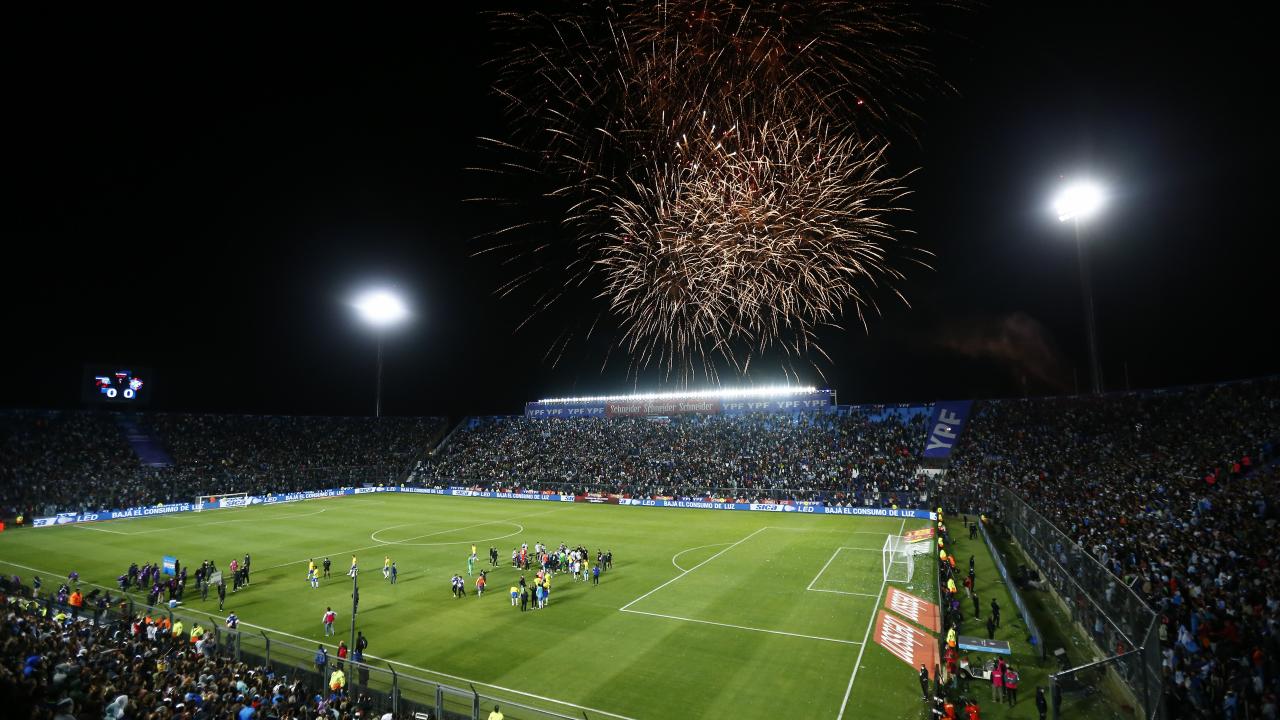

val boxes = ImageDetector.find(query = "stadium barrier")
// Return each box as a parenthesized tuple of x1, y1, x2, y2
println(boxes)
(32, 485, 936, 527)
(1, 580, 609, 720)
(964, 483, 1162, 720)
(976, 520, 1045, 662)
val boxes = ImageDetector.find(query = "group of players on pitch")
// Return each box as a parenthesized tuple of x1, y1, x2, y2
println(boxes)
(302, 541, 615, 606)
(449, 542, 615, 610)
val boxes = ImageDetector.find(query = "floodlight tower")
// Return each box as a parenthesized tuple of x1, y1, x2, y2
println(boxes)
(352, 289, 410, 417)
(1054, 181, 1105, 395)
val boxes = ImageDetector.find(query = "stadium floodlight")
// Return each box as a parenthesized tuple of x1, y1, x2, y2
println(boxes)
(1052, 179, 1107, 395)
(1054, 181, 1104, 222)
(535, 385, 822, 405)
(353, 290, 410, 328)
(351, 288, 411, 418)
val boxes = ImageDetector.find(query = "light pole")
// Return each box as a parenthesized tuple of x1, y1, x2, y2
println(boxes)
(1054, 181, 1105, 395)
(352, 289, 410, 417)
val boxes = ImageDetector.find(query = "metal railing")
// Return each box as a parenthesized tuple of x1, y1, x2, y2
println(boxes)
(950, 481, 1162, 719)
(1, 577, 604, 720)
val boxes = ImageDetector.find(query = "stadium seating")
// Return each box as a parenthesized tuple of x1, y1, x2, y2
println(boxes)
(948, 377, 1280, 718)
(419, 411, 928, 505)
(0, 576, 388, 719)
(0, 412, 447, 520)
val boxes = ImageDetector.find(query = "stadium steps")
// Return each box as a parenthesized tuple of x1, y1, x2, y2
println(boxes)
(114, 414, 175, 468)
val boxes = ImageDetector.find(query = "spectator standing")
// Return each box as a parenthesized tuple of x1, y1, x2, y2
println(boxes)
(1004, 666, 1019, 706)
(315, 645, 328, 677)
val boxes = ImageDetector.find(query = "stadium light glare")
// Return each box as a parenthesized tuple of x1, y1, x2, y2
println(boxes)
(1054, 181, 1105, 222)
(350, 288, 411, 418)
(353, 290, 410, 328)
(535, 385, 821, 405)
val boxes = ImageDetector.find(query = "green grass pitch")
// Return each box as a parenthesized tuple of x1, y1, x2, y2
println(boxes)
(0, 494, 938, 719)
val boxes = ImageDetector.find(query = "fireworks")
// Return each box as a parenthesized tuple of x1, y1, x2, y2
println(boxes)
(480, 1, 950, 381)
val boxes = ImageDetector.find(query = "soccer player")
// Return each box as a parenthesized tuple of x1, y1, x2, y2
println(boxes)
(225, 611, 239, 629)
(592, 564, 600, 585)
(229, 559, 239, 592)
(510, 585, 519, 607)
(349, 556, 359, 578)
(467, 552, 476, 576)
(389, 562, 398, 584)
(476, 571, 487, 596)
(383, 556, 392, 579)
(323, 607, 336, 636)
(308, 567, 319, 589)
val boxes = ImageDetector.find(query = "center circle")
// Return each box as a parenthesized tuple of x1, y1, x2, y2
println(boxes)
(370, 521, 525, 547)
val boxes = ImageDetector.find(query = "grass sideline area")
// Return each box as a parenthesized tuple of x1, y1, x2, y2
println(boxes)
(0, 493, 941, 720)
(943, 518, 1124, 720)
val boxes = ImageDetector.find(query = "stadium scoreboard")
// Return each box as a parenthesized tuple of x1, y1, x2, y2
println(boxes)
(82, 366, 150, 405)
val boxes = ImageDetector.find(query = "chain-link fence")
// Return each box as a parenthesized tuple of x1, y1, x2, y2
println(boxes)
(950, 481, 1162, 719)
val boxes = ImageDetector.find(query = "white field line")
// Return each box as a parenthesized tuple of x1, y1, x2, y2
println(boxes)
(670, 542, 731, 572)
(70, 524, 132, 535)
(765, 527, 909, 535)
(371, 509, 550, 543)
(619, 526, 768, 612)
(0, 558, 637, 720)
(266, 505, 568, 571)
(807, 548, 844, 591)
(806, 547, 886, 596)
(620, 608, 863, 646)
(71, 508, 328, 536)
(836, 518, 907, 720)
(809, 589, 880, 598)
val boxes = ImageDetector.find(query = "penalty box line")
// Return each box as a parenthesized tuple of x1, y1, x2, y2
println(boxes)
(837, 519, 908, 720)
(620, 608, 862, 646)
(618, 526, 769, 612)
(805, 546, 885, 598)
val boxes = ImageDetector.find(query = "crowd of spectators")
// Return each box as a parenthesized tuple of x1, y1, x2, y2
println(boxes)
(947, 377, 1280, 719)
(419, 411, 929, 506)
(0, 412, 144, 521)
(0, 412, 446, 521)
(0, 576, 400, 720)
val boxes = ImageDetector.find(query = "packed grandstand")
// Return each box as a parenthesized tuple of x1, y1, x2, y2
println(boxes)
(1, 377, 1277, 719)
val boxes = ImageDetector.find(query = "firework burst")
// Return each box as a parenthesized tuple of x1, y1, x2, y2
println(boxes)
(476, 1, 953, 382)
(589, 115, 927, 382)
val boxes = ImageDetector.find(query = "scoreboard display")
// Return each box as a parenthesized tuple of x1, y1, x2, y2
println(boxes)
(82, 366, 150, 405)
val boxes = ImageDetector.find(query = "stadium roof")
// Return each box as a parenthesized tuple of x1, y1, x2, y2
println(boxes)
(533, 385, 826, 405)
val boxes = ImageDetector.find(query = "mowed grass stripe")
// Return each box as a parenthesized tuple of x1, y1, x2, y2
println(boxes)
(0, 494, 934, 719)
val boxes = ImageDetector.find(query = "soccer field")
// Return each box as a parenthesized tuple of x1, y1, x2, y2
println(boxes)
(0, 494, 938, 719)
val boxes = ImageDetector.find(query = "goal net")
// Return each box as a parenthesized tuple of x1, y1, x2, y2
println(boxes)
(882, 534, 916, 584)
(195, 492, 249, 512)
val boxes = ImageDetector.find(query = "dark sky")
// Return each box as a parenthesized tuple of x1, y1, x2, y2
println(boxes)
(5, 4, 1275, 417)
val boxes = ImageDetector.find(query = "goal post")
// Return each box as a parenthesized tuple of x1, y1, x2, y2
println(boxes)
(195, 492, 249, 512)
(882, 534, 915, 584)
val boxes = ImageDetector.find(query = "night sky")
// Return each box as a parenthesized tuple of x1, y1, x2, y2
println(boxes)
(5, 5, 1274, 417)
